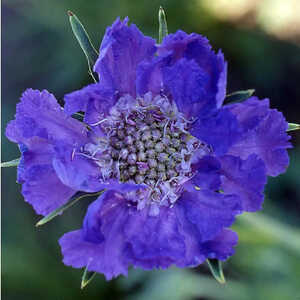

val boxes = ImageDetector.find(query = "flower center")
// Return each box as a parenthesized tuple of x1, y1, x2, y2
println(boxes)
(82, 93, 210, 215)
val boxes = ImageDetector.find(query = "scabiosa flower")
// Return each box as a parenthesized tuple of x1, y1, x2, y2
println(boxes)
(6, 17, 291, 280)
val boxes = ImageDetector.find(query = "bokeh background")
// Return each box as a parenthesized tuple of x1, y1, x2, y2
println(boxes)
(2, 1, 300, 299)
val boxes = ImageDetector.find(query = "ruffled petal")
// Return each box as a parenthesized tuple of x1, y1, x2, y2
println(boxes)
(158, 31, 227, 108)
(94, 17, 156, 97)
(59, 191, 130, 280)
(227, 98, 292, 176)
(6, 89, 88, 147)
(190, 108, 242, 156)
(200, 229, 238, 261)
(5, 89, 87, 215)
(220, 154, 267, 212)
(177, 190, 241, 242)
(16, 139, 75, 216)
(64, 83, 116, 125)
(60, 190, 187, 277)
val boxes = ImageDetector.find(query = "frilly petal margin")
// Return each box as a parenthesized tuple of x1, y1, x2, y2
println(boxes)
(5, 89, 88, 215)
(16, 139, 76, 216)
(177, 190, 241, 242)
(59, 190, 185, 279)
(200, 229, 238, 261)
(60, 190, 240, 279)
(158, 30, 228, 108)
(94, 17, 156, 97)
(5, 89, 88, 147)
(64, 83, 116, 125)
(220, 154, 267, 212)
(227, 97, 292, 176)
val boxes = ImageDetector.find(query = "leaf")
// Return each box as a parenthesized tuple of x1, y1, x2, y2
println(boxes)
(68, 11, 98, 82)
(81, 266, 97, 289)
(238, 212, 300, 256)
(72, 112, 85, 122)
(35, 191, 103, 227)
(206, 259, 226, 284)
(225, 89, 255, 104)
(1, 158, 20, 168)
(287, 123, 300, 132)
(158, 6, 168, 44)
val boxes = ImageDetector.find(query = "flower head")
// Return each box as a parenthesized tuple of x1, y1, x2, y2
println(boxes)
(6, 17, 291, 280)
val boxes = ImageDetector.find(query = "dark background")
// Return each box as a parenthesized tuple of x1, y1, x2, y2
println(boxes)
(2, 1, 300, 299)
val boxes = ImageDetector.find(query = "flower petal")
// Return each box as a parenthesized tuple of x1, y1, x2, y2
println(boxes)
(163, 58, 214, 119)
(200, 229, 238, 261)
(190, 108, 242, 156)
(189, 155, 221, 191)
(159, 31, 227, 108)
(136, 55, 167, 97)
(94, 18, 156, 97)
(5, 89, 87, 215)
(59, 191, 130, 280)
(52, 143, 143, 193)
(64, 83, 116, 125)
(124, 206, 186, 269)
(227, 98, 292, 176)
(220, 154, 267, 212)
(6, 89, 88, 147)
(178, 190, 241, 242)
(17, 139, 76, 216)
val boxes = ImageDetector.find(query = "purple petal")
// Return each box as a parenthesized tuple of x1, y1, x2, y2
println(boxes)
(174, 203, 207, 267)
(17, 139, 76, 216)
(220, 154, 267, 212)
(6, 89, 88, 147)
(190, 108, 242, 156)
(94, 18, 156, 97)
(64, 83, 116, 125)
(52, 143, 143, 193)
(158, 31, 227, 107)
(189, 155, 221, 191)
(136, 55, 168, 96)
(123, 206, 186, 269)
(60, 191, 130, 280)
(227, 98, 292, 176)
(4, 89, 87, 215)
(178, 190, 241, 242)
(200, 229, 238, 261)
(163, 58, 215, 119)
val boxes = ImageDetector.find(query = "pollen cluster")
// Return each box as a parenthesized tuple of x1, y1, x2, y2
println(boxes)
(107, 108, 191, 186)
(83, 93, 208, 213)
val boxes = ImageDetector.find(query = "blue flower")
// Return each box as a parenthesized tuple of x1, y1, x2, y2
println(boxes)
(6, 18, 291, 280)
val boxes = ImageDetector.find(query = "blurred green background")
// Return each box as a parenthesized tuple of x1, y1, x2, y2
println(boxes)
(2, 1, 300, 299)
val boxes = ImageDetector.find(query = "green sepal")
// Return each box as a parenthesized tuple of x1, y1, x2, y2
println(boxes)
(1, 158, 20, 168)
(35, 191, 104, 227)
(72, 112, 85, 122)
(81, 266, 97, 289)
(225, 89, 255, 104)
(206, 259, 226, 284)
(68, 11, 98, 82)
(287, 123, 300, 132)
(158, 6, 168, 44)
